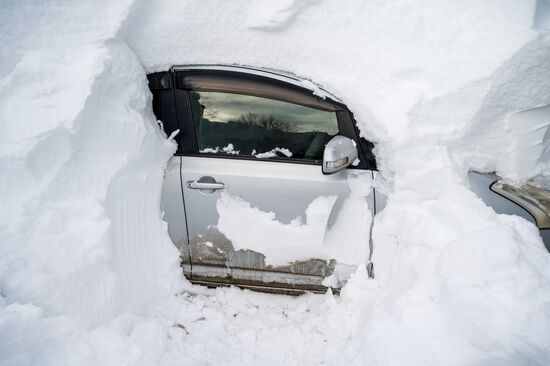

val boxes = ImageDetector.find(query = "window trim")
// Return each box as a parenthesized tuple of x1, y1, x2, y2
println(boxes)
(180, 153, 324, 166)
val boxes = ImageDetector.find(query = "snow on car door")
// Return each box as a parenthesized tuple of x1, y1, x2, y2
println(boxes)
(179, 87, 372, 293)
(181, 157, 352, 292)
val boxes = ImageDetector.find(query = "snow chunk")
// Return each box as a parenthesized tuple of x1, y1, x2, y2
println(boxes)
(254, 147, 293, 159)
(222, 143, 240, 155)
(216, 192, 336, 265)
(200, 143, 240, 155)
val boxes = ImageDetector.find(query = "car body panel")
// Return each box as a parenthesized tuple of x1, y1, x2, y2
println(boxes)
(179, 155, 374, 292)
(469, 171, 549, 251)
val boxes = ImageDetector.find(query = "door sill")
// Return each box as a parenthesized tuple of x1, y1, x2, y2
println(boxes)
(182, 263, 342, 295)
(188, 277, 339, 296)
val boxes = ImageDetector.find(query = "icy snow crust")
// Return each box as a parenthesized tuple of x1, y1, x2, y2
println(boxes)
(1, 0, 550, 365)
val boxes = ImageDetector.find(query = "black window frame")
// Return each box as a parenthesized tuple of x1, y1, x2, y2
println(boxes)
(148, 68, 377, 170)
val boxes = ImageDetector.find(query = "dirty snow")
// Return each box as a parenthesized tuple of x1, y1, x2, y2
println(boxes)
(1, 0, 550, 366)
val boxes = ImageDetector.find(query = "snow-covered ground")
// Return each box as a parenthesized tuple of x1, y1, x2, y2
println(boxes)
(1, 0, 550, 365)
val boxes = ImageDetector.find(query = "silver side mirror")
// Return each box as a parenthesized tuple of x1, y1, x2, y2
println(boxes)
(322, 135, 358, 174)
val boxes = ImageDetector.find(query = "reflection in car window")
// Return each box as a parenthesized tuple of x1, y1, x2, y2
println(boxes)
(189, 91, 339, 160)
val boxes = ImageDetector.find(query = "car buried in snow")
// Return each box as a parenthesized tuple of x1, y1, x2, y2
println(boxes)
(148, 65, 550, 295)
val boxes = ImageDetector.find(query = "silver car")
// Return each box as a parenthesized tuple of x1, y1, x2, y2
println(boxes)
(148, 65, 550, 295)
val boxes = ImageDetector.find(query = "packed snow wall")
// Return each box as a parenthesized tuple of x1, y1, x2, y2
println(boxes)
(0, 0, 182, 351)
(1, 0, 550, 365)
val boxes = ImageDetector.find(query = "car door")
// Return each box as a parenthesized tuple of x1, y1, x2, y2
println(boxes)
(172, 69, 377, 293)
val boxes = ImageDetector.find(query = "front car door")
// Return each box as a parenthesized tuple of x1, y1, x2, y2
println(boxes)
(151, 66, 377, 294)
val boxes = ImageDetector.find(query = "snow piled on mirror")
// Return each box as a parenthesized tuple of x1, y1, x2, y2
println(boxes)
(1, 0, 550, 365)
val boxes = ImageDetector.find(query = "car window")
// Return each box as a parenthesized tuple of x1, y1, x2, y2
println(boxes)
(189, 90, 339, 161)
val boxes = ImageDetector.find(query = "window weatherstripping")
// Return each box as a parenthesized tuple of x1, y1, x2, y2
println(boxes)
(490, 181, 550, 229)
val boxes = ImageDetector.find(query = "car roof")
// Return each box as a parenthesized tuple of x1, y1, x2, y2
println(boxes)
(170, 64, 342, 103)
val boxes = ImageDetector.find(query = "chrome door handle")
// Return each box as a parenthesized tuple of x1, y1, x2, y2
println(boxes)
(186, 181, 225, 190)
(186, 176, 225, 191)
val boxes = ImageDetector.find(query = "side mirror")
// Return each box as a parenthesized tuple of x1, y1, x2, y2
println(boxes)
(322, 135, 358, 174)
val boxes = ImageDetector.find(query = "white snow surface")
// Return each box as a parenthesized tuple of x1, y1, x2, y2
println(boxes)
(1, 0, 550, 365)
(217, 193, 336, 265)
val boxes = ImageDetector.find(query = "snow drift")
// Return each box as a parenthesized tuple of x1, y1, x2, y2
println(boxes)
(1, 2, 182, 363)
(1, 0, 550, 365)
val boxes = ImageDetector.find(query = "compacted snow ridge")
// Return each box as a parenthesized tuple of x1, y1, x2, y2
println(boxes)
(1, 0, 550, 365)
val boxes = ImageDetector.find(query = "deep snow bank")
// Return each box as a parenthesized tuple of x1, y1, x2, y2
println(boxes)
(1, 1, 182, 363)
(1, 41, 180, 324)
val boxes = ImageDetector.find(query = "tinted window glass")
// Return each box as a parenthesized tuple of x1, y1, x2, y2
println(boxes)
(189, 91, 338, 160)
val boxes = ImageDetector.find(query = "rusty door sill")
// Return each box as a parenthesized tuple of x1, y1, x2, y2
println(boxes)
(189, 277, 339, 296)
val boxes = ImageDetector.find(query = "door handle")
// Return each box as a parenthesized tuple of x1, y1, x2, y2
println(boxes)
(187, 181, 225, 190)
(186, 176, 224, 191)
